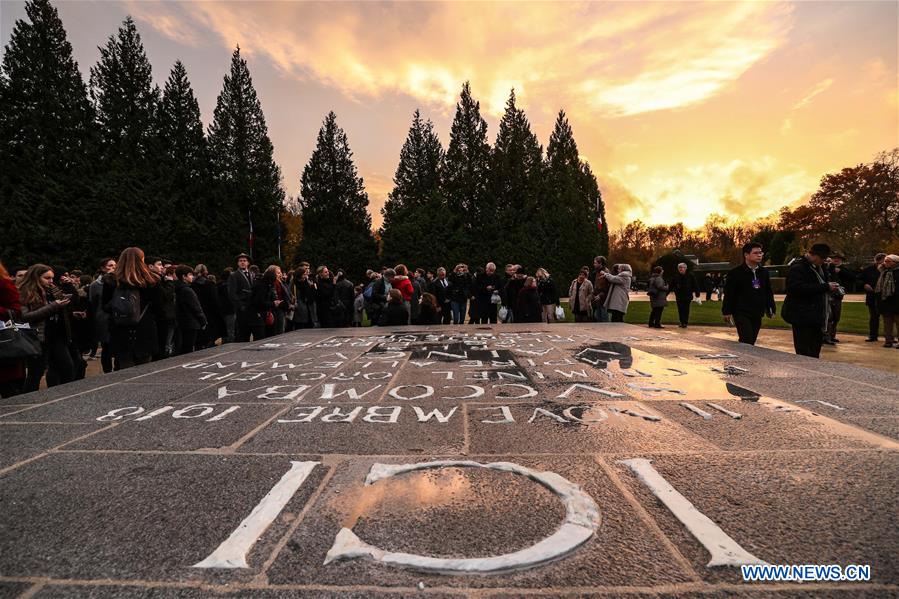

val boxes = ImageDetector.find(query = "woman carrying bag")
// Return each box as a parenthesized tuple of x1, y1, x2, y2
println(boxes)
(18, 264, 72, 391)
(0, 261, 35, 397)
(102, 248, 163, 370)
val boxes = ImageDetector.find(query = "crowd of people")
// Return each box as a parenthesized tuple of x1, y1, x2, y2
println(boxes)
(1, 242, 896, 397)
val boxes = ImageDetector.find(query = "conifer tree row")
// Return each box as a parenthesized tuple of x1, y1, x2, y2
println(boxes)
(2, 1, 608, 279)
(1, 0, 285, 270)
(379, 86, 609, 284)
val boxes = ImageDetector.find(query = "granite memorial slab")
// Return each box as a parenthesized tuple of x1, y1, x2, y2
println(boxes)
(1, 323, 896, 597)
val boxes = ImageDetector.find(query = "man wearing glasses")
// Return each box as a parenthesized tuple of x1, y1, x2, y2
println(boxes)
(722, 242, 776, 345)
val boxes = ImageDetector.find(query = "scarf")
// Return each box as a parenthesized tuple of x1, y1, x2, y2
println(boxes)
(876, 267, 896, 300)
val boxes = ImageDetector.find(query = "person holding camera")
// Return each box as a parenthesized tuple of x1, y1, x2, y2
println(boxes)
(824, 252, 854, 345)
(781, 243, 840, 358)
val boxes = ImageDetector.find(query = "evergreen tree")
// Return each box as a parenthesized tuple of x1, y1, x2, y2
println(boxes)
(208, 46, 285, 265)
(157, 60, 216, 263)
(542, 110, 607, 283)
(490, 89, 544, 268)
(297, 112, 378, 280)
(442, 82, 491, 265)
(379, 109, 452, 269)
(0, 0, 94, 267)
(88, 16, 163, 255)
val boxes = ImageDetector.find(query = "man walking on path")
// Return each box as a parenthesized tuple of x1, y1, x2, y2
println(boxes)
(722, 242, 776, 345)
(782, 243, 839, 358)
(672, 262, 701, 328)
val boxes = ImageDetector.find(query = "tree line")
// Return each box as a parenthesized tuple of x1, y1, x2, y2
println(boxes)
(610, 149, 899, 276)
(1, 0, 609, 285)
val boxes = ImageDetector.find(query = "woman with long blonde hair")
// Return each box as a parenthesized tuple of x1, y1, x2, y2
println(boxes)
(102, 247, 163, 369)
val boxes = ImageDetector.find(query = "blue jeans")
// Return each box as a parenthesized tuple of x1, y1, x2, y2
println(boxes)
(451, 300, 467, 324)
(593, 306, 608, 322)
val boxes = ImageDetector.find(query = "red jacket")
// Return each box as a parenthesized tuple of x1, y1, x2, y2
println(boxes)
(0, 277, 25, 383)
(393, 276, 414, 302)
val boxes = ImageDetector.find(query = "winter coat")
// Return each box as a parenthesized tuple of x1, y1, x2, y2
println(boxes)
(248, 280, 277, 327)
(537, 277, 560, 306)
(603, 266, 633, 313)
(353, 294, 365, 324)
(647, 274, 669, 308)
(781, 256, 830, 327)
(379, 302, 410, 327)
(672, 272, 700, 301)
(175, 280, 207, 331)
(89, 276, 113, 343)
(875, 265, 899, 315)
(722, 264, 775, 318)
(504, 278, 525, 308)
(102, 281, 164, 360)
(447, 272, 471, 303)
(19, 297, 64, 344)
(475, 272, 502, 300)
(0, 277, 25, 383)
(217, 280, 235, 316)
(516, 287, 543, 323)
(430, 277, 451, 306)
(393, 276, 415, 302)
(418, 303, 440, 325)
(568, 278, 594, 314)
(192, 277, 220, 320)
(228, 269, 253, 312)
(335, 278, 355, 311)
(590, 269, 610, 307)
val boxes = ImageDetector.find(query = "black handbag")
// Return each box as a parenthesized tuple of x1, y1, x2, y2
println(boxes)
(0, 321, 42, 361)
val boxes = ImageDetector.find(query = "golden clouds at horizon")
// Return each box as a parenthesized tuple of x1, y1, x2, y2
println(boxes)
(130, 1, 793, 119)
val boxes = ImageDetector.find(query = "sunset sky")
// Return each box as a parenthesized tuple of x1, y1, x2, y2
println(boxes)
(2, 1, 896, 230)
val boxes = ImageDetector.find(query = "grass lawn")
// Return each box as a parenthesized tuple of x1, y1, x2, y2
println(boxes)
(365, 299, 871, 336)
(619, 300, 870, 335)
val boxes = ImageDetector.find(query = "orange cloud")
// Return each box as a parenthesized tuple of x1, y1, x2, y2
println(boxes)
(134, 1, 793, 118)
(606, 158, 818, 228)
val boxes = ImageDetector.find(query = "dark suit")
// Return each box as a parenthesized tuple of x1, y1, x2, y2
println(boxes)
(228, 269, 253, 342)
(430, 277, 452, 324)
(722, 263, 776, 345)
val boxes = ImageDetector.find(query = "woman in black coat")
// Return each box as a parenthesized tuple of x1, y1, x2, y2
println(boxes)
(174, 265, 207, 355)
(102, 248, 165, 370)
(515, 277, 543, 323)
(314, 266, 338, 328)
(379, 289, 410, 326)
(248, 266, 282, 341)
(191, 264, 222, 348)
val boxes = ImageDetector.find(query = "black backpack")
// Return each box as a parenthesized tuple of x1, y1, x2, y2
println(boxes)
(108, 288, 147, 327)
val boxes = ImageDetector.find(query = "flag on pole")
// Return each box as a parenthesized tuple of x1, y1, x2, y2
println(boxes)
(248, 208, 255, 259)
(595, 195, 604, 232)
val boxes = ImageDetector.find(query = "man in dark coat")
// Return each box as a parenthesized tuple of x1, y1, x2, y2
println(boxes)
(429, 267, 452, 324)
(227, 253, 253, 342)
(334, 269, 355, 328)
(174, 265, 207, 355)
(503, 266, 526, 322)
(474, 262, 502, 324)
(859, 253, 886, 341)
(781, 243, 839, 358)
(369, 269, 394, 326)
(824, 252, 854, 344)
(722, 242, 776, 345)
(672, 262, 701, 328)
